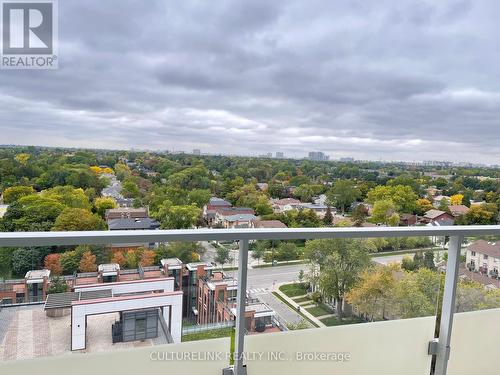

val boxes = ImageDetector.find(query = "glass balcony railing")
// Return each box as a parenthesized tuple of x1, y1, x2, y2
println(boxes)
(0, 225, 499, 375)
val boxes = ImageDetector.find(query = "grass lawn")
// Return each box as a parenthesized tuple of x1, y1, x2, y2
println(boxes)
(320, 316, 364, 327)
(272, 292, 319, 328)
(279, 283, 308, 297)
(305, 303, 334, 317)
(182, 327, 233, 342)
(293, 296, 311, 304)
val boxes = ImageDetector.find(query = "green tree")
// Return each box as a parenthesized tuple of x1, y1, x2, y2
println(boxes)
(327, 180, 361, 213)
(47, 276, 69, 294)
(304, 238, 371, 318)
(371, 199, 396, 225)
(2, 185, 35, 204)
(215, 246, 232, 270)
(366, 185, 417, 213)
(11, 247, 44, 276)
(94, 197, 117, 217)
(52, 208, 106, 231)
(323, 206, 333, 225)
(153, 201, 202, 229)
(155, 242, 204, 263)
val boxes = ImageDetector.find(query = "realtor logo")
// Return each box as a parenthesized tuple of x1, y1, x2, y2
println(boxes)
(1, 0, 58, 69)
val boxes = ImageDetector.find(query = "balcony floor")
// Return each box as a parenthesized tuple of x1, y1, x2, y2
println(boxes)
(0, 305, 169, 361)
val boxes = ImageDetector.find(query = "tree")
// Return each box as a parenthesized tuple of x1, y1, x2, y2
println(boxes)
(0, 248, 14, 278)
(304, 238, 371, 319)
(371, 199, 396, 225)
(352, 204, 369, 226)
(155, 242, 204, 263)
(187, 189, 211, 208)
(153, 201, 201, 229)
(215, 246, 232, 270)
(52, 208, 106, 231)
(94, 197, 117, 217)
(275, 242, 299, 261)
(459, 205, 496, 225)
(347, 266, 396, 321)
(60, 250, 81, 274)
(111, 251, 126, 267)
(327, 180, 361, 213)
(415, 199, 434, 215)
(44, 253, 62, 275)
(122, 178, 141, 198)
(2, 185, 35, 204)
(366, 185, 417, 213)
(423, 249, 436, 270)
(12, 247, 44, 276)
(251, 241, 268, 265)
(450, 194, 464, 206)
(79, 250, 97, 272)
(47, 276, 69, 294)
(2, 195, 65, 231)
(139, 249, 156, 267)
(41, 186, 92, 210)
(323, 206, 333, 225)
(295, 184, 315, 202)
(255, 196, 273, 216)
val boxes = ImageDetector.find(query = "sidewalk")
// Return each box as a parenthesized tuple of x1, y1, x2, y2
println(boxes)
(273, 284, 326, 328)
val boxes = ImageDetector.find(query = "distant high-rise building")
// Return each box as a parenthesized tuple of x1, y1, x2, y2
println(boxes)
(267, 152, 272, 158)
(275, 152, 284, 158)
(308, 151, 329, 161)
(193, 149, 201, 155)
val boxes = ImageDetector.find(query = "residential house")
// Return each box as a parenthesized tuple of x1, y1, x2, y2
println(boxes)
(448, 205, 470, 218)
(432, 195, 451, 208)
(213, 207, 255, 227)
(252, 220, 287, 229)
(105, 207, 149, 221)
(466, 240, 500, 279)
(400, 214, 418, 226)
(272, 198, 302, 213)
(422, 209, 455, 226)
(299, 203, 329, 218)
(203, 197, 232, 226)
(222, 214, 258, 229)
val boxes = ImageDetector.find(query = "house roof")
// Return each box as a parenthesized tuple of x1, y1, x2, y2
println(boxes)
(253, 220, 287, 228)
(274, 198, 301, 206)
(105, 208, 148, 219)
(107, 217, 160, 230)
(468, 240, 500, 258)
(448, 205, 469, 216)
(216, 207, 255, 216)
(424, 209, 448, 219)
(208, 197, 232, 206)
(224, 214, 257, 222)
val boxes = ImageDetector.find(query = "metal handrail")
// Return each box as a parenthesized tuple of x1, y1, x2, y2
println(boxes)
(0, 225, 499, 247)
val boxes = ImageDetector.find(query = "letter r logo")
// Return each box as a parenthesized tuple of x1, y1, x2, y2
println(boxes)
(2, 2, 53, 54)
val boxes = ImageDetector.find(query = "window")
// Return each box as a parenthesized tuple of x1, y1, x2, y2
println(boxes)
(484, 255, 488, 260)
(471, 251, 476, 256)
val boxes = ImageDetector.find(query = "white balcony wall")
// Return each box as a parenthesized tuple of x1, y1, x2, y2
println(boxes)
(0, 337, 231, 375)
(245, 316, 436, 375)
(447, 307, 500, 375)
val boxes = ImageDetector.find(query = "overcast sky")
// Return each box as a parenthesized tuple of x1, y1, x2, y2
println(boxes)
(1, 0, 500, 163)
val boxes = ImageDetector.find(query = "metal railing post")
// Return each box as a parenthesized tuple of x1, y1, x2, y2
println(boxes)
(434, 235, 462, 375)
(233, 239, 249, 375)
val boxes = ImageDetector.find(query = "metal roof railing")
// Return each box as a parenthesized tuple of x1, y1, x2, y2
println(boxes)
(1, 225, 500, 375)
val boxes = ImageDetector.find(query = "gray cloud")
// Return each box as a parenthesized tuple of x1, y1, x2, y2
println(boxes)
(1, 0, 500, 163)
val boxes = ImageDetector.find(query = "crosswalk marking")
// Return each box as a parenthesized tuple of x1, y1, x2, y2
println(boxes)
(247, 288, 268, 295)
